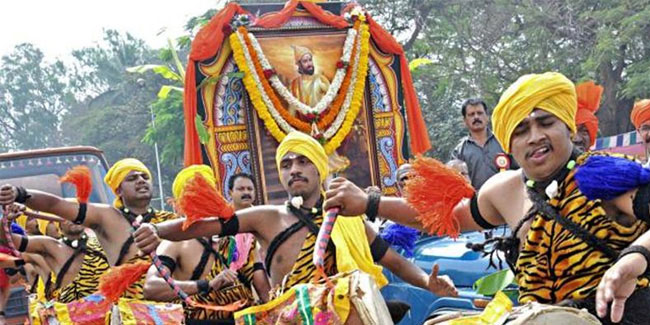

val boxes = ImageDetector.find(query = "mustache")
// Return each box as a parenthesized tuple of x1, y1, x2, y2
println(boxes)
(288, 176, 308, 186)
(472, 119, 483, 125)
(241, 194, 252, 200)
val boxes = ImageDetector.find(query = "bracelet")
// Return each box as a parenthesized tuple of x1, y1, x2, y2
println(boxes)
(365, 191, 381, 222)
(618, 245, 650, 276)
(15, 186, 31, 204)
(151, 223, 160, 237)
(196, 279, 210, 294)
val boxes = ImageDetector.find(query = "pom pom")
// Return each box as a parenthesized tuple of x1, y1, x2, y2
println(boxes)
(177, 172, 235, 231)
(380, 223, 420, 257)
(575, 155, 650, 201)
(60, 166, 93, 203)
(98, 261, 150, 302)
(405, 156, 475, 238)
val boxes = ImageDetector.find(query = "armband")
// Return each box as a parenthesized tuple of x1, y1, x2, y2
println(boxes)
(370, 235, 390, 262)
(219, 215, 240, 237)
(470, 194, 497, 230)
(73, 203, 87, 225)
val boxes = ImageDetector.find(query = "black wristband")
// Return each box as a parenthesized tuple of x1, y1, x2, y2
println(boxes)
(74, 203, 88, 225)
(219, 215, 240, 236)
(253, 262, 265, 272)
(0, 310, 5, 316)
(470, 194, 497, 229)
(196, 279, 210, 294)
(15, 259, 25, 267)
(618, 245, 650, 276)
(365, 191, 381, 222)
(370, 235, 390, 262)
(18, 236, 28, 252)
(15, 186, 31, 204)
(633, 183, 650, 224)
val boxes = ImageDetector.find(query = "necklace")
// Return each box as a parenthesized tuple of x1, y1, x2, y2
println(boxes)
(61, 233, 87, 249)
(522, 151, 579, 199)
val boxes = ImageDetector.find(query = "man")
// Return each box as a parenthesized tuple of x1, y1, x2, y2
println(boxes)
(451, 98, 516, 189)
(227, 172, 255, 210)
(395, 163, 412, 196)
(144, 166, 269, 325)
(0, 158, 176, 299)
(324, 72, 650, 324)
(289, 45, 330, 109)
(0, 207, 109, 303)
(631, 99, 650, 164)
(445, 159, 470, 184)
(134, 131, 456, 322)
(572, 81, 603, 152)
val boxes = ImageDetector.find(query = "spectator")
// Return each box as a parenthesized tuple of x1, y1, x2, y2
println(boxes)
(452, 98, 516, 189)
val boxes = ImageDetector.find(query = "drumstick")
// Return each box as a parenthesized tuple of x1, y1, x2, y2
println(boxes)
(312, 207, 339, 287)
(1, 207, 20, 256)
(132, 216, 244, 312)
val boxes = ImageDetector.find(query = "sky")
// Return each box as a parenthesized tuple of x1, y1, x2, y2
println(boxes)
(0, 0, 223, 61)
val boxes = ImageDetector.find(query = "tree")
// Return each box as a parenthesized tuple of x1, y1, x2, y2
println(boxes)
(362, 0, 650, 160)
(0, 44, 75, 151)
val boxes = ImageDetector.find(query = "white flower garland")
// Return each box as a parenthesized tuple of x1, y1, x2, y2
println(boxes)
(248, 27, 358, 116)
(235, 27, 363, 140)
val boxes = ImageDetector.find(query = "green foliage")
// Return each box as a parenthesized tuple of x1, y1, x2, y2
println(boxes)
(0, 44, 74, 151)
(362, 0, 650, 159)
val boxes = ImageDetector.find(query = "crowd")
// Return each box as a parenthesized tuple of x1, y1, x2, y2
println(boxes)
(0, 72, 649, 324)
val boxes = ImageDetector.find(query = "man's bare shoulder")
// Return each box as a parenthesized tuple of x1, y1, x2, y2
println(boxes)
(238, 204, 283, 218)
(480, 168, 523, 194)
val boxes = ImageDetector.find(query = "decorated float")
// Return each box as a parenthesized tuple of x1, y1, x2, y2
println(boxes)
(182, 0, 431, 203)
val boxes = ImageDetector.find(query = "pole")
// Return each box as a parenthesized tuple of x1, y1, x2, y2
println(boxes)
(150, 106, 165, 211)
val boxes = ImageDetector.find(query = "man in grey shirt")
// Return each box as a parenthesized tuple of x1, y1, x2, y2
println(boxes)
(451, 98, 517, 189)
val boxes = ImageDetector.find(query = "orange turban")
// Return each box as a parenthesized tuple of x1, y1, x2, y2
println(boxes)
(631, 99, 650, 129)
(575, 81, 603, 147)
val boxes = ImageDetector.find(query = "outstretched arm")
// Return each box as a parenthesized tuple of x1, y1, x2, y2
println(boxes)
(324, 177, 504, 233)
(134, 205, 274, 254)
(0, 185, 108, 229)
(143, 241, 201, 301)
(596, 189, 650, 323)
(364, 223, 457, 296)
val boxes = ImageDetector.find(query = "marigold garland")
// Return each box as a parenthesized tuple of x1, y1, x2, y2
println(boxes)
(241, 21, 360, 132)
(229, 21, 370, 154)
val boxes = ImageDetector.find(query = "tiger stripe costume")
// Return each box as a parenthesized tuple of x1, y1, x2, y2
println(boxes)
(516, 153, 650, 304)
(273, 212, 336, 298)
(182, 236, 257, 321)
(120, 209, 177, 300)
(45, 236, 110, 303)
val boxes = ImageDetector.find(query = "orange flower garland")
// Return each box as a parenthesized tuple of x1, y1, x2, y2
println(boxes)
(239, 19, 361, 133)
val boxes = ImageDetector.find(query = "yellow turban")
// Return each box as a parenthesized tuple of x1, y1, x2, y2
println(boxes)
(276, 131, 329, 184)
(292, 45, 312, 63)
(172, 165, 216, 199)
(104, 158, 152, 208)
(492, 72, 577, 153)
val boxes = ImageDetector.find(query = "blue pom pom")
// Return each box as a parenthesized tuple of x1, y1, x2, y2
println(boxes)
(10, 222, 25, 236)
(575, 155, 650, 201)
(379, 223, 420, 257)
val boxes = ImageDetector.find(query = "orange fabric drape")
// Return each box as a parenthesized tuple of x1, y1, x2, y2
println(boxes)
(184, 3, 250, 166)
(254, 0, 348, 29)
(366, 15, 431, 155)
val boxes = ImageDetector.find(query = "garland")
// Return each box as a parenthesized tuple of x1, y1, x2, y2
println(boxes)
(258, 23, 358, 118)
(229, 20, 370, 154)
(242, 24, 361, 136)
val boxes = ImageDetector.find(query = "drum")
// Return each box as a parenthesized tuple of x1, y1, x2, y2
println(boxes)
(233, 271, 393, 325)
(426, 302, 601, 325)
(505, 302, 601, 325)
(30, 295, 184, 325)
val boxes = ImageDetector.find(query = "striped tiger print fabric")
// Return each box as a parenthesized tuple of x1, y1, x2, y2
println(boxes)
(516, 153, 649, 304)
(183, 236, 257, 321)
(47, 237, 110, 303)
(121, 210, 177, 300)
(272, 212, 337, 298)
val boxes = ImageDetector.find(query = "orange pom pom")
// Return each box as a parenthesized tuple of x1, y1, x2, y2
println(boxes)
(60, 166, 93, 203)
(98, 261, 150, 302)
(177, 172, 234, 231)
(404, 156, 475, 238)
